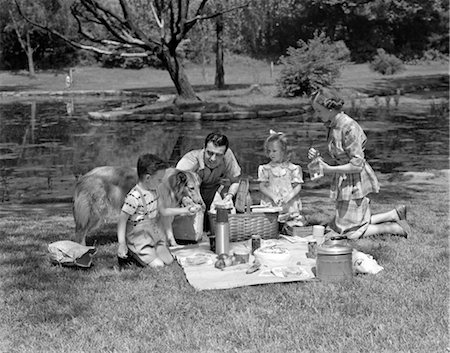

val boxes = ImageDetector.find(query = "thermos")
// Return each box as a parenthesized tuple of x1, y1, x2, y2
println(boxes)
(215, 205, 230, 255)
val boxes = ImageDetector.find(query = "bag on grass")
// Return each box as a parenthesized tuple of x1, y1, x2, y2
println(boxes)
(48, 240, 97, 268)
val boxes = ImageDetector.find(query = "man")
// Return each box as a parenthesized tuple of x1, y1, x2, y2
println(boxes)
(176, 132, 242, 231)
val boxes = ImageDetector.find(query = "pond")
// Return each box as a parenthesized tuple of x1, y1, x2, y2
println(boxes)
(0, 94, 448, 204)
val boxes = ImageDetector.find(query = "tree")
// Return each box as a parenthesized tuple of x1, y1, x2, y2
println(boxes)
(16, 0, 247, 100)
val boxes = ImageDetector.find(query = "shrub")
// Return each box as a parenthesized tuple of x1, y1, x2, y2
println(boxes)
(369, 49, 405, 75)
(276, 32, 350, 97)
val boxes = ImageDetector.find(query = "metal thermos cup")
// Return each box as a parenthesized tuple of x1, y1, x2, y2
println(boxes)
(215, 206, 230, 255)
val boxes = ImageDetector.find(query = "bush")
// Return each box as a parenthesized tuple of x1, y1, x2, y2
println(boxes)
(276, 32, 350, 97)
(369, 49, 405, 75)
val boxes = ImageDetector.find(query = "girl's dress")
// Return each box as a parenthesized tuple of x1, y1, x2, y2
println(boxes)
(326, 112, 380, 239)
(258, 162, 304, 220)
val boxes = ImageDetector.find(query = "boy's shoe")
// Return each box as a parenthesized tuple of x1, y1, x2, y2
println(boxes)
(396, 220, 411, 238)
(395, 205, 407, 221)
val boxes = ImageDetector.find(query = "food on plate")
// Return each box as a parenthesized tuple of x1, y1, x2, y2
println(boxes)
(184, 254, 213, 266)
(246, 261, 261, 274)
(214, 254, 237, 269)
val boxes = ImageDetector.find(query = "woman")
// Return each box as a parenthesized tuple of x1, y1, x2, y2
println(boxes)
(308, 87, 411, 239)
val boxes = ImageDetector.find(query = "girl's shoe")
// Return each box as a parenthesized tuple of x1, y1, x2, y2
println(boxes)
(395, 205, 407, 221)
(396, 220, 411, 238)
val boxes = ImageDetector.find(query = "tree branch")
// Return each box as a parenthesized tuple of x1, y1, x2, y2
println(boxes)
(184, 2, 249, 35)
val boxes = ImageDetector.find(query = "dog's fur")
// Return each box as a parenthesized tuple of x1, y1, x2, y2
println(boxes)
(73, 166, 204, 245)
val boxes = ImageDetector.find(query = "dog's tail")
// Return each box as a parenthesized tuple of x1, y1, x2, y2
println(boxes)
(73, 176, 107, 244)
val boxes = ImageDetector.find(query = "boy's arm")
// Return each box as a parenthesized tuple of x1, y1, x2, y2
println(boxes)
(117, 211, 130, 258)
(159, 206, 199, 217)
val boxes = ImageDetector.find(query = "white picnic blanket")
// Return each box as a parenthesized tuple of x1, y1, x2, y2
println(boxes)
(171, 237, 316, 291)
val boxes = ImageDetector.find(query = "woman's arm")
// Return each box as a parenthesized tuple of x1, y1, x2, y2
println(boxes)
(320, 160, 364, 174)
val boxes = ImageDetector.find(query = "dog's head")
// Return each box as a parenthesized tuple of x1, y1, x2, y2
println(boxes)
(159, 168, 205, 209)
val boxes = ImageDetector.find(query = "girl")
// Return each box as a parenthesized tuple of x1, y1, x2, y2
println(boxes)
(258, 130, 305, 224)
(308, 87, 411, 239)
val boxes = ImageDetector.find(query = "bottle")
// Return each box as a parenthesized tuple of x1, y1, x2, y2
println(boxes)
(307, 156, 324, 181)
(251, 234, 261, 254)
(215, 205, 230, 255)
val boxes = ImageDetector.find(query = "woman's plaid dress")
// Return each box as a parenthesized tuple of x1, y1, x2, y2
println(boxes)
(326, 112, 380, 239)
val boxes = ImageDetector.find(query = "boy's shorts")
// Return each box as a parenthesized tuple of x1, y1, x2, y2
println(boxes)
(126, 219, 173, 266)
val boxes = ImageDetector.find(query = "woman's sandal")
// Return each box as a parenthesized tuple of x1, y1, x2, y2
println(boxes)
(396, 220, 411, 238)
(395, 205, 407, 221)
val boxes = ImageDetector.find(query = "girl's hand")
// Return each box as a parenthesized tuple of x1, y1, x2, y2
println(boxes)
(117, 242, 128, 258)
(308, 148, 320, 160)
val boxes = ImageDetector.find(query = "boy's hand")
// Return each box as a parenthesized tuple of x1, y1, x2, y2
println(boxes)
(117, 242, 128, 258)
(168, 236, 178, 247)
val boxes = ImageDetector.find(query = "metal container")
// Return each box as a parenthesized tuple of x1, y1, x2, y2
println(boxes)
(316, 244, 353, 282)
(215, 206, 230, 255)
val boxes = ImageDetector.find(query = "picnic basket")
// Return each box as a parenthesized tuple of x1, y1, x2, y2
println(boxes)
(208, 179, 280, 242)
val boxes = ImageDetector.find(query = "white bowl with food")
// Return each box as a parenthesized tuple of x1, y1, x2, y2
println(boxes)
(254, 245, 291, 267)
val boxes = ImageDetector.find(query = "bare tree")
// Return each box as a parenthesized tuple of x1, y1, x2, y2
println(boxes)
(16, 0, 247, 100)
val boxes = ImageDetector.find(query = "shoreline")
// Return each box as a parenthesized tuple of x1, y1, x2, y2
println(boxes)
(1, 169, 447, 217)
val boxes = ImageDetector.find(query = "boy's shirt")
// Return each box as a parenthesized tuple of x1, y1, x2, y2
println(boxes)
(122, 184, 159, 226)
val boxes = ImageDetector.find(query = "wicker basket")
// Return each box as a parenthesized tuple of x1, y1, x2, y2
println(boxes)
(208, 210, 280, 242)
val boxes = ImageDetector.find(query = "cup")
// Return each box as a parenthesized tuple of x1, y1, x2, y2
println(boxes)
(313, 225, 325, 244)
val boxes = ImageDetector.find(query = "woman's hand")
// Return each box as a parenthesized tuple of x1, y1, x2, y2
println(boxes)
(308, 147, 320, 160)
(117, 242, 128, 258)
(317, 158, 331, 173)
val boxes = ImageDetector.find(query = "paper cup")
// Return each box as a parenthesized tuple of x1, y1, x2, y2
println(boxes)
(313, 225, 325, 244)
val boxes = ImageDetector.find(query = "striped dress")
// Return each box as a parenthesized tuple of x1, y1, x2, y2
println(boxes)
(326, 112, 380, 239)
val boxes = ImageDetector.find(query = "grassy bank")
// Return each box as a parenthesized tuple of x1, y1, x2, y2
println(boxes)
(0, 170, 448, 353)
(0, 61, 447, 94)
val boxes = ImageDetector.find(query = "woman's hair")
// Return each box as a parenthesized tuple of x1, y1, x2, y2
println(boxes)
(137, 154, 171, 180)
(310, 87, 345, 110)
(264, 130, 289, 162)
(204, 132, 229, 152)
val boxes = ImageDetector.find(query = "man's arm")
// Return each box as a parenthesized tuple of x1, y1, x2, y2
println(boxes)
(176, 150, 200, 171)
(223, 149, 242, 200)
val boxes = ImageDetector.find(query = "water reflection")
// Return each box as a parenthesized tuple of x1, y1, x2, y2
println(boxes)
(0, 96, 448, 203)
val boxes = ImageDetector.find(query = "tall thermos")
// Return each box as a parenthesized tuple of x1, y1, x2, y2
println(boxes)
(215, 205, 230, 255)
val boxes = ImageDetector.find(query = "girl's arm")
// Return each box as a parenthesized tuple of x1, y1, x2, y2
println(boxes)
(117, 211, 130, 257)
(259, 182, 281, 204)
(283, 183, 302, 204)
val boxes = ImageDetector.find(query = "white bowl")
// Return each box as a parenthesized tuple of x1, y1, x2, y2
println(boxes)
(254, 246, 291, 267)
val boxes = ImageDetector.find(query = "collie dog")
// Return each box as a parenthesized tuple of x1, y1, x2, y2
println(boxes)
(73, 166, 205, 245)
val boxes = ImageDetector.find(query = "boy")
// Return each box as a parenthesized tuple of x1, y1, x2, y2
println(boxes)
(117, 154, 196, 267)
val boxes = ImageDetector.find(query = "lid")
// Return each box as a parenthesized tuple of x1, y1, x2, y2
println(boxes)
(216, 207, 229, 222)
(317, 244, 352, 255)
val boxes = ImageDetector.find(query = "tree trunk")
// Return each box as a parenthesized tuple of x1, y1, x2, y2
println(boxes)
(25, 32, 35, 77)
(159, 48, 199, 101)
(214, 14, 225, 89)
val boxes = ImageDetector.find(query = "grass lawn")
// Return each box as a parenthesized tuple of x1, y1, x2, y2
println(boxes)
(0, 171, 448, 353)
(0, 61, 449, 352)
